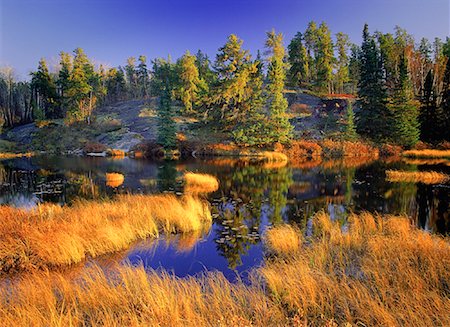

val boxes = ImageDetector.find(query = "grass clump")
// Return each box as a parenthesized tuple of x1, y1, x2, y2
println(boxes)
(403, 149, 450, 158)
(264, 224, 301, 256)
(0, 194, 211, 274)
(184, 172, 219, 194)
(386, 169, 449, 184)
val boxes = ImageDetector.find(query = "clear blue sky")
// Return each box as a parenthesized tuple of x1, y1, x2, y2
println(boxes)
(1, 0, 449, 79)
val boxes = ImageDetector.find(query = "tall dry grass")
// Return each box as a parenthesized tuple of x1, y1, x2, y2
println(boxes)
(261, 211, 450, 326)
(0, 212, 448, 326)
(386, 170, 449, 184)
(403, 149, 450, 158)
(0, 152, 33, 159)
(184, 172, 219, 194)
(0, 194, 211, 273)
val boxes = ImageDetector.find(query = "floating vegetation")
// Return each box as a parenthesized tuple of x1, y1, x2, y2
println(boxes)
(184, 172, 219, 194)
(402, 149, 450, 158)
(386, 170, 449, 184)
(105, 173, 125, 188)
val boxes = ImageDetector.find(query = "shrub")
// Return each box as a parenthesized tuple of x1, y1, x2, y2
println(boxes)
(83, 142, 107, 153)
(284, 140, 322, 158)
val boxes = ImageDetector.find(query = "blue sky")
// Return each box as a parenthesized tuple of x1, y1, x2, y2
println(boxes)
(1, 0, 449, 79)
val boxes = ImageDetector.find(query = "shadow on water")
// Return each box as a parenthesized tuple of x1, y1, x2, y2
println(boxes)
(0, 155, 448, 280)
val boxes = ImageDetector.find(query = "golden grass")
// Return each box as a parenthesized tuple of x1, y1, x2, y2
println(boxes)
(0, 212, 448, 326)
(105, 173, 125, 188)
(403, 149, 450, 158)
(386, 170, 449, 184)
(0, 194, 211, 273)
(403, 158, 450, 166)
(184, 172, 219, 194)
(264, 224, 301, 256)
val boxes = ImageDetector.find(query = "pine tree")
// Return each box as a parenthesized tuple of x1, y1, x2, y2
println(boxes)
(157, 82, 177, 150)
(348, 44, 360, 94)
(265, 30, 292, 144)
(137, 55, 150, 98)
(304, 21, 318, 82)
(389, 54, 420, 147)
(419, 70, 439, 142)
(287, 32, 309, 87)
(356, 24, 393, 141)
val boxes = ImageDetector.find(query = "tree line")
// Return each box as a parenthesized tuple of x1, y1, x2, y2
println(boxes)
(1, 22, 449, 148)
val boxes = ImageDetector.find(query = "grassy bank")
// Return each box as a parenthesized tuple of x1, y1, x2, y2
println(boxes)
(0, 212, 448, 326)
(403, 149, 450, 158)
(0, 194, 211, 274)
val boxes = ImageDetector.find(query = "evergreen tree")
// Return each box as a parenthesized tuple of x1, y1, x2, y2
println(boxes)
(315, 22, 334, 93)
(287, 32, 309, 87)
(335, 32, 350, 93)
(439, 37, 450, 141)
(195, 50, 215, 85)
(344, 100, 358, 140)
(265, 30, 292, 144)
(150, 57, 177, 97)
(419, 70, 440, 142)
(356, 24, 392, 141)
(157, 82, 177, 150)
(57, 52, 72, 116)
(137, 55, 150, 98)
(177, 50, 207, 113)
(389, 54, 420, 147)
(30, 58, 59, 119)
(232, 52, 269, 146)
(105, 67, 127, 103)
(304, 21, 318, 82)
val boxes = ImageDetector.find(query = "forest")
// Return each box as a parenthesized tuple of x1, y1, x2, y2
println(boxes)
(1, 22, 449, 151)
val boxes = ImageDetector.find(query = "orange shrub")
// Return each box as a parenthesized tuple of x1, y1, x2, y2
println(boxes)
(284, 140, 322, 159)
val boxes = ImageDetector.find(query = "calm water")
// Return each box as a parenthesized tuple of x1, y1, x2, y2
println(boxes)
(0, 156, 448, 280)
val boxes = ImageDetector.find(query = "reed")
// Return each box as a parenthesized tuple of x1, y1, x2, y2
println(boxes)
(184, 172, 219, 194)
(403, 149, 450, 158)
(386, 169, 449, 184)
(0, 194, 211, 274)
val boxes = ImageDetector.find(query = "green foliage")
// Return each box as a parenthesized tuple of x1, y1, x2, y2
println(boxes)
(265, 30, 292, 144)
(150, 58, 178, 97)
(389, 54, 420, 147)
(335, 32, 350, 93)
(137, 56, 150, 98)
(30, 58, 59, 119)
(344, 101, 358, 141)
(315, 22, 334, 93)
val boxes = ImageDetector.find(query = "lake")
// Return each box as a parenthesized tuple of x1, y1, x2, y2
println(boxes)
(0, 155, 448, 281)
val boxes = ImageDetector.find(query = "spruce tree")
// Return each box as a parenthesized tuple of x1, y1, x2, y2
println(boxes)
(265, 30, 292, 144)
(125, 57, 138, 98)
(57, 52, 72, 116)
(315, 22, 334, 93)
(137, 55, 150, 98)
(344, 100, 358, 140)
(356, 24, 392, 142)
